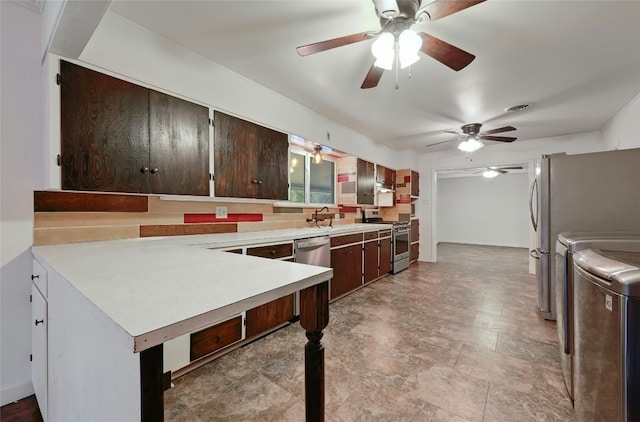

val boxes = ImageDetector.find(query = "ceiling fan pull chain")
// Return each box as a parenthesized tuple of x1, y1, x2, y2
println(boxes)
(394, 41, 400, 90)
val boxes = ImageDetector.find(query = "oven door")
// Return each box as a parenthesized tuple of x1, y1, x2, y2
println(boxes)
(393, 229, 410, 261)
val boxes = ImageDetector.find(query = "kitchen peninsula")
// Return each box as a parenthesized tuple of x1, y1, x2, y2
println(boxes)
(32, 235, 334, 421)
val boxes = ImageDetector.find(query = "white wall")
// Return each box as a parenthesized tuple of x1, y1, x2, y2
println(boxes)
(417, 131, 606, 264)
(602, 92, 640, 150)
(437, 172, 529, 248)
(0, 1, 46, 405)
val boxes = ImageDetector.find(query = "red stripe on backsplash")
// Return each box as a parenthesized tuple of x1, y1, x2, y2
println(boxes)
(338, 205, 361, 214)
(184, 213, 263, 223)
(404, 175, 411, 184)
(396, 195, 411, 204)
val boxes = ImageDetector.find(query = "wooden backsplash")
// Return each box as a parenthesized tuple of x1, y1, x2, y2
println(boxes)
(33, 191, 358, 245)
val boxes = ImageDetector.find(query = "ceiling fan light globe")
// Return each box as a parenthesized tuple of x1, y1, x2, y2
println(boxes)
(371, 32, 394, 64)
(399, 52, 420, 68)
(458, 138, 484, 152)
(483, 169, 500, 178)
(399, 29, 422, 52)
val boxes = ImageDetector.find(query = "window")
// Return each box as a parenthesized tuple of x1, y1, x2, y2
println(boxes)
(289, 149, 335, 204)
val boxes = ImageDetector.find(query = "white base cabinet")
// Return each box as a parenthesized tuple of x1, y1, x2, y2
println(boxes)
(31, 259, 48, 421)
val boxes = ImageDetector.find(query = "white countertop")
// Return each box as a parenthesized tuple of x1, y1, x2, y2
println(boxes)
(32, 224, 387, 352)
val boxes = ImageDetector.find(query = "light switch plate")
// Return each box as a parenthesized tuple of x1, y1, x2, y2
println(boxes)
(216, 206, 228, 219)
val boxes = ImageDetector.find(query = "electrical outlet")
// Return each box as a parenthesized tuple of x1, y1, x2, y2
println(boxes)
(334, 213, 340, 221)
(216, 206, 228, 219)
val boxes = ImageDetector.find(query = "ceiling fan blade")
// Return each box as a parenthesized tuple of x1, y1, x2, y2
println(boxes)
(425, 139, 456, 148)
(421, 0, 486, 22)
(418, 33, 475, 71)
(361, 62, 385, 89)
(495, 166, 524, 170)
(444, 130, 462, 135)
(480, 135, 517, 143)
(481, 126, 517, 135)
(296, 31, 372, 56)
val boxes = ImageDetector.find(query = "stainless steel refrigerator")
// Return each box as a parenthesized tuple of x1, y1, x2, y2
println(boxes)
(529, 149, 640, 320)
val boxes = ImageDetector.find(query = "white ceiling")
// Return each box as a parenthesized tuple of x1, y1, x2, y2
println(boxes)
(108, 0, 640, 153)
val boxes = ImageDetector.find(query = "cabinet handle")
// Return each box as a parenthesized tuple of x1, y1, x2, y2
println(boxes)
(31, 274, 39, 280)
(215, 335, 221, 343)
(251, 179, 263, 184)
(35, 319, 44, 326)
(270, 250, 276, 256)
(140, 167, 149, 173)
(150, 168, 159, 174)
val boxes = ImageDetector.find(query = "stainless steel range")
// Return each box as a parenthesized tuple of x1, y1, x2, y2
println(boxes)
(363, 209, 411, 274)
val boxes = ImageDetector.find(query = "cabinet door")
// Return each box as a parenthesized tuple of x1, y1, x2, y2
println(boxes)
(363, 240, 378, 283)
(246, 295, 294, 338)
(411, 219, 420, 243)
(330, 244, 363, 299)
(411, 170, 420, 197)
(32, 285, 48, 420)
(411, 242, 419, 262)
(60, 60, 150, 193)
(357, 159, 375, 205)
(256, 125, 289, 200)
(149, 90, 210, 196)
(214, 111, 288, 199)
(379, 237, 392, 275)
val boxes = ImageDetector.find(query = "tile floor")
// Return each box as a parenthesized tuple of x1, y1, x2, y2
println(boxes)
(165, 243, 575, 421)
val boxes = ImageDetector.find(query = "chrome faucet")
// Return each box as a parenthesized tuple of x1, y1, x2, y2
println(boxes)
(306, 206, 332, 228)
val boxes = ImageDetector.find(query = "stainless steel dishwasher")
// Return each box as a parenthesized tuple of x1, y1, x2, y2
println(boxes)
(294, 236, 331, 317)
(294, 236, 331, 268)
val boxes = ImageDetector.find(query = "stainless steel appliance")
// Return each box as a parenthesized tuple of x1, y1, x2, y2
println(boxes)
(554, 232, 640, 403)
(294, 236, 331, 267)
(572, 248, 640, 421)
(294, 236, 331, 315)
(363, 209, 411, 274)
(529, 149, 640, 320)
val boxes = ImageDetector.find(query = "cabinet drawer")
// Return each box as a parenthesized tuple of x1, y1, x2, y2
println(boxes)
(331, 233, 363, 248)
(190, 315, 243, 360)
(379, 229, 391, 238)
(32, 259, 48, 298)
(246, 243, 293, 259)
(364, 231, 378, 241)
(246, 294, 295, 338)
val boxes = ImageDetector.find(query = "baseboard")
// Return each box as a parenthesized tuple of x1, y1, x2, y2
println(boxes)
(437, 240, 528, 249)
(1, 381, 34, 407)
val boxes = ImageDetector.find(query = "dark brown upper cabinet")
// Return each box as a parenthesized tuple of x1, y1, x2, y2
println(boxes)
(356, 158, 375, 205)
(213, 111, 288, 200)
(60, 60, 209, 196)
(411, 170, 420, 197)
(376, 165, 396, 191)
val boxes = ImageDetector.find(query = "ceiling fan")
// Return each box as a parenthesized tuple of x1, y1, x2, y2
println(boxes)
(470, 165, 524, 178)
(427, 123, 518, 152)
(295, 0, 486, 89)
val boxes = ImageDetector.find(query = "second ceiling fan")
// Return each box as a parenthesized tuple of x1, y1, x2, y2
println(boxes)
(296, 0, 486, 89)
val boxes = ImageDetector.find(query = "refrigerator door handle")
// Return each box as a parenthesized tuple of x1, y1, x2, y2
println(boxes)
(530, 249, 540, 259)
(529, 178, 538, 232)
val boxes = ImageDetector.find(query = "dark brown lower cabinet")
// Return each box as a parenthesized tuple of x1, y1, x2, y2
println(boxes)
(363, 240, 378, 283)
(190, 315, 243, 360)
(330, 244, 363, 299)
(379, 236, 392, 275)
(246, 295, 295, 338)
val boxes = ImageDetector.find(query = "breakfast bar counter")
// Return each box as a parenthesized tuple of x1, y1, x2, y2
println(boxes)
(32, 237, 333, 421)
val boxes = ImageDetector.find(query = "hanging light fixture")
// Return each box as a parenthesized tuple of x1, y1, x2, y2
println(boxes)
(457, 135, 484, 153)
(312, 145, 323, 164)
(482, 169, 500, 178)
(371, 29, 422, 70)
(371, 32, 394, 70)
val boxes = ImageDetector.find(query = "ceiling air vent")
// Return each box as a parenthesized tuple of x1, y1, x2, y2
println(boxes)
(505, 104, 532, 113)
